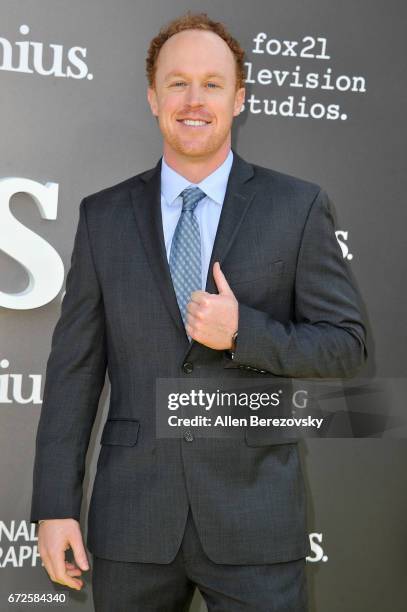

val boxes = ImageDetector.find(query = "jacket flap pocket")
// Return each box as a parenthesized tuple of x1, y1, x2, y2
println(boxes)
(101, 419, 140, 446)
(245, 427, 298, 447)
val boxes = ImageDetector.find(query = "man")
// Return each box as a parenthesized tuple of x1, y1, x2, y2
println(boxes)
(31, 12, 367, 612)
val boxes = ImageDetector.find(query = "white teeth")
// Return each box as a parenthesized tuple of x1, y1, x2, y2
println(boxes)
(182, 119, 208, 126)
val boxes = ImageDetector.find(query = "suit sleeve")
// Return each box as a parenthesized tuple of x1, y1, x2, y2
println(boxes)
(30, 197, 107, 523)
(227, 188, 368, 378)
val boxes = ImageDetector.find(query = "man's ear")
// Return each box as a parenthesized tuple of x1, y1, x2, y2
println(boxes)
(147, 87, 158, 117)
(233, 87, 245, 116)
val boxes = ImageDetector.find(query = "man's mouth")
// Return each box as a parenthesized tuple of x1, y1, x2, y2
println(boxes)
(177, 119, 212, 127)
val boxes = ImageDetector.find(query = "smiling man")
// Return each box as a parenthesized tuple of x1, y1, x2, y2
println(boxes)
(31, 11, 367, 612)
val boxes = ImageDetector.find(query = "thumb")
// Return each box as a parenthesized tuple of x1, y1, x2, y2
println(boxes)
(213, 261, 233, 296)
(70, 531, 89, 571)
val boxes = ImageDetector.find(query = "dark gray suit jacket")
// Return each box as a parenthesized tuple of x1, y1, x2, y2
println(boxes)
(30, 150, 367, 564)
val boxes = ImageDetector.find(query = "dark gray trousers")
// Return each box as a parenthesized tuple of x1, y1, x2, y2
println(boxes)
(91, 508, 308, 611)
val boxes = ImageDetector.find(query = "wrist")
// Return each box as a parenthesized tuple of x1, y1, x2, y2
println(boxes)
(226, 330, 238, 359)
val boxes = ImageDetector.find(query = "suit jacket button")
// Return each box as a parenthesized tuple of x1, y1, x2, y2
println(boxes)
(182, 362, 194, 374)
(184, 430, 194, 442)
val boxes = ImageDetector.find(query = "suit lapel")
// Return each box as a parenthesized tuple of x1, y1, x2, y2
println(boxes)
(203, 152, 255, 295)
(129, 150, 256, 352)
(130, 159, 187, 337)
(186, 151, 256, 359)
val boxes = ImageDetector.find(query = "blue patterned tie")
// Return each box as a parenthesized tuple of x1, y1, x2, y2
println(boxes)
(169, 186, 206, 330)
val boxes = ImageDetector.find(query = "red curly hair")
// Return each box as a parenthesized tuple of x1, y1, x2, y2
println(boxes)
(146, 12, 246, 90)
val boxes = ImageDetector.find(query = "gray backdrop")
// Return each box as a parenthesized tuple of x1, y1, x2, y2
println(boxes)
(1, 0, 406, 610)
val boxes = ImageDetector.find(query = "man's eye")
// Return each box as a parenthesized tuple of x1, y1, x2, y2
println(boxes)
(172, 81, 187, 87)
(207, 82, 219, 88)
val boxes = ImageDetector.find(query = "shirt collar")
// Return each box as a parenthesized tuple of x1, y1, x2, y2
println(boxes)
(161, 149, 234, 206)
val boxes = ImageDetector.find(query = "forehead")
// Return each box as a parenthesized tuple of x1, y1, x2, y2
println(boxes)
(155, 29, 236, 78)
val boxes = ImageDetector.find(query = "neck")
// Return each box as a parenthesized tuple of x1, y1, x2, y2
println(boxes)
(163, 139, 231, 183)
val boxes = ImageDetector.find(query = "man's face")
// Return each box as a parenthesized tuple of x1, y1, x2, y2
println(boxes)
(147, 29, 245, 160)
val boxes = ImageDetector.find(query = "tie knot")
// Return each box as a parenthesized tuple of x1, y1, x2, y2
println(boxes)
(180, 187, 206, 212)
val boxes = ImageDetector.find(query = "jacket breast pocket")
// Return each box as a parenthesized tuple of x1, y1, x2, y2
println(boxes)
(100, 418, 140, 446)
(226, 259, 284, 285)
(226, 260, 284, 307)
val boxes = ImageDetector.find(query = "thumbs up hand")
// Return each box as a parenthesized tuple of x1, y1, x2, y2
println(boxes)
(186, 262, 238, 350)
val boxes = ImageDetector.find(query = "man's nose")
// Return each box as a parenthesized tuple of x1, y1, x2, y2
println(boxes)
(184, 83, 204, 106)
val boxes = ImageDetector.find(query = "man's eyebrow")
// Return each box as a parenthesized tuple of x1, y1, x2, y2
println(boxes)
(205, 73, 226, 81)
(164, 71, 226, 82)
